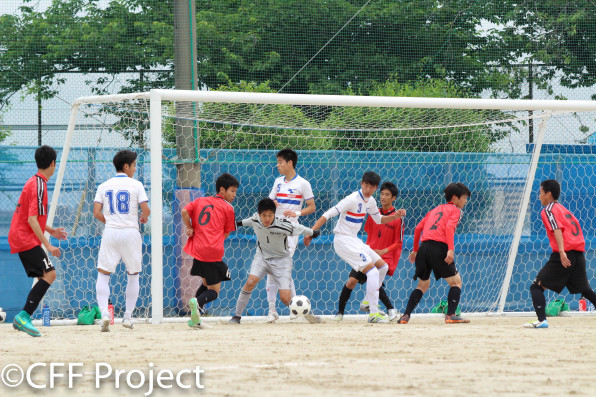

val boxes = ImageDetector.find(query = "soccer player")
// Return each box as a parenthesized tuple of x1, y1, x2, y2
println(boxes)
(93, 150, 150, 332)
(9, 145, 68, 337)
(398, 182, 471, 325)
(304, 171, 406, 323)
(229, 198, 321, 324)
(182, 172, 239, 328)
(524, 179, 596, 329)
(334, 181, 404, 322)
(266, 149, 316, 322)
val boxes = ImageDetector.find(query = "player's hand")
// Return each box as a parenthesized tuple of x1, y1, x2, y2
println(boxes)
(47, 245, 61, 257)
(139, 215, 148, 224)
(374, 248, 387, 256)
(444, 250, 454, 264)
(396, 209, 406, 218)
(408, 251, 417, 263)
(303, 235, 313, 246)
(273, 200, 280, 207)
(186, 228, 194, 237)
(50, 227, 68, 240)
(559, 251, 571, 268)
(283, 210, 298, 218)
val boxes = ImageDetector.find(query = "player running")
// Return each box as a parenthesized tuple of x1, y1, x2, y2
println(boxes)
(93, 149, 150, 332)
(304, 171, 406, 323)
(229, 198, 321, 324)
(398, 182, 471, 325)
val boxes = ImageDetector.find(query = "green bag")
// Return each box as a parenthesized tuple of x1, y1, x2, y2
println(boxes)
(431, 300, 462, 316)
(77, 305, 102, 325)
(546, 298, 567, 317)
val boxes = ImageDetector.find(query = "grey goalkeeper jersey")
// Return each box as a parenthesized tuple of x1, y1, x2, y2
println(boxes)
(239, 213, 315, 259)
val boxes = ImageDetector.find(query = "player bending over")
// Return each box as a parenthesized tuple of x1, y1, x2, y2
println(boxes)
(334, 181, 404, 322)
(182, 173, 239, 328)
(94, 150, 150, 332)
(524, 179, 596, 329)
(9, 145, 68, 337)
(304, 171, 405, 324)
(398, 182, 471, 325)
(229, 198, 321, 324)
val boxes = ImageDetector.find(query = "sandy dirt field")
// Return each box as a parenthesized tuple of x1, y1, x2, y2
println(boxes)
(1, 315, 595, 396)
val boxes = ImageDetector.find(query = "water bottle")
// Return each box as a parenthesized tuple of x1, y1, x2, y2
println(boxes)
(578, 298, 586, 311)
(42, 305, 50, 326)
(108, 300, 115, 325)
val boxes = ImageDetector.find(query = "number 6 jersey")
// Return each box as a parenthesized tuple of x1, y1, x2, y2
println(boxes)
(94, 173, 149, 230)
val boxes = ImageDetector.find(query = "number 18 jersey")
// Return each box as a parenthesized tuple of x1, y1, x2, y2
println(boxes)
(94, 173, 148, 230)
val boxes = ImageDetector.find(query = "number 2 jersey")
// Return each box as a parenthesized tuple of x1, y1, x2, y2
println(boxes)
(413, 202, 462, 251)
(540, 202, 585, 252)
(183, 194, 236, 262)
(94, 173, 149, 230)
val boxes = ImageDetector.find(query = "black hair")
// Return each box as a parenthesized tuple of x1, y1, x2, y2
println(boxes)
(113, 149, 138, 172)
(380, 181, 399, 198)
(276, 149, 298, 169)
(540, 179, 560, 200)
(35, 145, 57, 169)
(361, 171, 381, 187)
(444, 182, 471, 201)
(216, 173, 240, 193)
(257, 198, 277, 214)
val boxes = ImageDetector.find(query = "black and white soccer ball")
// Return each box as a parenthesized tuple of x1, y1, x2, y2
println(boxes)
(0, 308, 6, 323)
(289, 295, 311, 317)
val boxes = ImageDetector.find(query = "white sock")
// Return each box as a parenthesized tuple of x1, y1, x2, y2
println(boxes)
(96, 272, 110, 318)
(365, 267, 380, 314)
(125, 274, 140, 319)
(266, 274, 278, 306)
(378, 264, 388, 287)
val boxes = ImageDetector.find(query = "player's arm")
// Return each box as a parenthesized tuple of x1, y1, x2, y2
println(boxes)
(93, 202, 106, 224)
(284, 197, 316, 218)
(553, 228, 571, 268)
(181, 208, 194, 237)
(45, 224, 68, 240)
(139, 202, 150, 224)
(409, 216, 427, 263)
(28, 216, 60, 257)
(443, 209, 461, 265)
(379, 209, 406, 224)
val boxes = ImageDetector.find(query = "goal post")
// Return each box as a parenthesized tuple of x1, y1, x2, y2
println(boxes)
(47, 89, 596, 323)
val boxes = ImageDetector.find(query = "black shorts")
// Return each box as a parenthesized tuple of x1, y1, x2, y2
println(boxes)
(18, 245, 55, 278)
(535, 251, 590, 294)
(191, 259, 231, 285)
(414, 240, 458, 281)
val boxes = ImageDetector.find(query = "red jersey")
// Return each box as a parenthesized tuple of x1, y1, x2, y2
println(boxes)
(183, 195, 236, 262)
(8, 172, 49, 254)
(364, 207, 404, 276)
(413, 202, 462, 251)
(540, 202, 585, 252)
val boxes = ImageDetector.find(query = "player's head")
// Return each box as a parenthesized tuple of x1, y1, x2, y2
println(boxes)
(35, 145, 57, 174)
(361, 171, 381, 198)
(539, 179, 560, 205)
(380, 181, 399, 207)
(216, 173, 240, 203)
(276, 149, 298, 174)
(444, 182, 471, 209)
(257, 198, 276, 227)
(113, 150, 138, 177)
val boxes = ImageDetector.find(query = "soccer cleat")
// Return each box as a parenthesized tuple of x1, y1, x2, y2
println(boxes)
(188, 298, 201, 327)
(445, 314, 470, 324)
(122, 317, 134, 329)
(229, 316, 241, 324)
(397, 314, 410, 324)
(289, 312, 298, 320)
(266, 310, 279, 323)
(333, 313, 344, 321)
(305, 313, 322, 324)
(13, 311, 41, 337)
(360, 300, 370, 312)
(368, 312, 389, 323)
(523, 320, 549, 329)
(387, 308, 399, 322)
(100, 316, 110, 332)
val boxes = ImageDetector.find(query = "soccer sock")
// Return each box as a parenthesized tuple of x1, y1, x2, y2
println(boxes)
(235, 289, 252, 317)
(378, 264, 388, 286)
(338, 284, 353, 315)
(195, 284, 208, 299)
(125, 274, 140, 319)
(530, 283, 547, 322)
(446, 286, 461, 316)
(404, 288, 424, 316)
(581, 289, 596, 308)
(23, 279, 51, 316)
(266, 274, 278, 304)
(365, 267, 380, 314)
(379, 285, 394, 310)
(198, 289, 218, 308)
(96, 273, 111, 318)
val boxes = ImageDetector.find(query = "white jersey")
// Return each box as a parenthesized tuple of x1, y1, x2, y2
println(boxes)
(322, 190, 382, 237)
(269, 174, 314, 223)
(94, 173, 148, 229)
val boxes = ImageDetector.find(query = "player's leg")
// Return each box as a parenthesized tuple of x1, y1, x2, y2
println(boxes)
(230, 275, 261, 324)
(378, 283, 398, 321)
(336, 274, 360, 320)
(121, 229, 143, 329)
(266, 274, 280, 321)
(399, 243, 432, 324)
(565, 251, 596, 310)
(444, 273, 469, 324)
(96, 230, 120, 332)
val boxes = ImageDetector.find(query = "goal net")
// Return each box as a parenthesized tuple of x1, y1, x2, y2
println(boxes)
(46, 90, 596, 322)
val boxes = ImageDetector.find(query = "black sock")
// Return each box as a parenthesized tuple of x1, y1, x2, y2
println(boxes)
(338, 285, 353, 315)
(404, 289, 424, 316)
(195, 284, 208, 299)
(530, 283, 547, 322)
(446, 286, 461, 316)
(23, 279, 51, 316)
(198, 289, 218, 308)
(581, 289, 596, 308)
(379, 286, 394, 310)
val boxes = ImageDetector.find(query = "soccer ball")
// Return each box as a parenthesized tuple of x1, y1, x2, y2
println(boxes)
(289, 295, 311, 317)
(0, 308, 6, 323)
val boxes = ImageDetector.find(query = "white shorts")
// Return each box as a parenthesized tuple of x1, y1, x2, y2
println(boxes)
(250, 251, 293, 290)
(98, 227, 143, 274)
(287, 235, 298, 257)
(333, 234, 381, 272)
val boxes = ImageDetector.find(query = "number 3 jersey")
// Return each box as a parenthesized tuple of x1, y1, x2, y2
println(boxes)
(322, 190, 382, 237)
(413, 202, 462, 251)
(94, 173, 149, 230)
(540, 202, 585, 252)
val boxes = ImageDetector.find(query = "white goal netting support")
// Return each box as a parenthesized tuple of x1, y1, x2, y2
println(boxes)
(46, 90, 596, 323)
